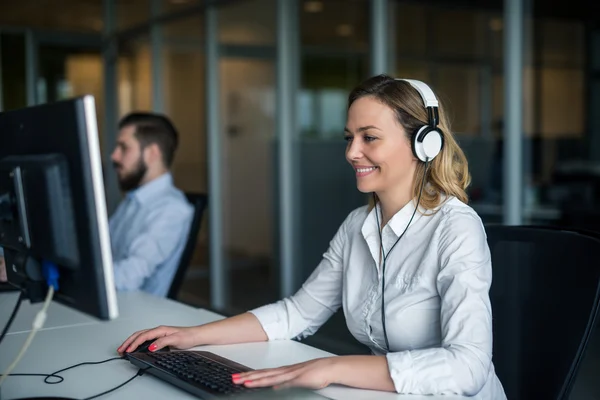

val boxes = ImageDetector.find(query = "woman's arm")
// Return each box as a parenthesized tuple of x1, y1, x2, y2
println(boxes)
(119, 312, 268, 353)
(233, 355, 396, 392)
(384, 211, 494, 396)
(248, 209, 358, 341)
(193, 312, 269, 345)
(330, 356, 396, 391)
(120, 209, 360, 355)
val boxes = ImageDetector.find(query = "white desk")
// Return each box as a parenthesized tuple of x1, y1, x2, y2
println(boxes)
(0, 292, 473, 400)
(0, 291, 224, 335)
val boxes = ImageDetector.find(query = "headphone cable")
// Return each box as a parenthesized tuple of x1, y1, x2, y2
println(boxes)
(375, 160, 430, 352)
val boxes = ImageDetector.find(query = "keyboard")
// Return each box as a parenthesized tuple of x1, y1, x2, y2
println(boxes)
(125, 350, 265, 398)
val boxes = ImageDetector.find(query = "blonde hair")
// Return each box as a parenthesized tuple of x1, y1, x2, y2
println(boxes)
(348, 74, 471, 211)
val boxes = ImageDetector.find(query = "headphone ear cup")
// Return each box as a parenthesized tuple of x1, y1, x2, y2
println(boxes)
(412, 126, 444, 162)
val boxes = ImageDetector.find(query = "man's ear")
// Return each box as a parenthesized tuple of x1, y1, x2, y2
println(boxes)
(144, 143, 163, 166)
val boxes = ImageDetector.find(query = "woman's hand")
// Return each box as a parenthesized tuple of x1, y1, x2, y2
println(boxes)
(231, 357, 338, 390)
(117, 325, 200, 355)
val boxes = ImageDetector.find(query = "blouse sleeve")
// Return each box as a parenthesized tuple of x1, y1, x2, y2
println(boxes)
(385, 210, 494, 396)
(249, 209, 358, 341)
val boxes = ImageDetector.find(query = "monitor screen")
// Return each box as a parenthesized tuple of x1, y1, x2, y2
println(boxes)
(0, 95, 118, 320)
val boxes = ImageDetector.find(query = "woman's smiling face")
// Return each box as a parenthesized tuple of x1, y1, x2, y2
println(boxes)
(345, 96, 418, 195)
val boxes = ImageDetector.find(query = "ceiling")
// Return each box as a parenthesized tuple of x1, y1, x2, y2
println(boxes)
(0, 0, 206, 34)
(0, 0, 593, 40)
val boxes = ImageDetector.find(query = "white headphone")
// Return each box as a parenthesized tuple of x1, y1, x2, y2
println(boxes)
(396, 79, 444, 163)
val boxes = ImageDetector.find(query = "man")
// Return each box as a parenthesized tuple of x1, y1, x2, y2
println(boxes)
(0, 256, 6, 283)
(0, 112, 194, 298)
(108, 112, 193, 297)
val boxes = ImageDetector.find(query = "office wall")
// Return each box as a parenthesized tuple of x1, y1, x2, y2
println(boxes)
(164, 49, 207, 194)
(220, 58, 275, 257)
(65, 55, 104, 140)
(219, 0, 276, 45)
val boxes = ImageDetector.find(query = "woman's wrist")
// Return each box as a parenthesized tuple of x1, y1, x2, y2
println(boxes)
(191, 325, 208, 346)
(326, 356, 346, 386)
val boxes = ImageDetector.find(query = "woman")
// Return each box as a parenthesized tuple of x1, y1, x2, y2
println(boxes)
(118, 74, 506, 398)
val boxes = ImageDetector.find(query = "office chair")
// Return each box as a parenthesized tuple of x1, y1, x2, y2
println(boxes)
(485, 225, 600, 400)
(167, 192, 207, 300)
(558, 206, 600, 234)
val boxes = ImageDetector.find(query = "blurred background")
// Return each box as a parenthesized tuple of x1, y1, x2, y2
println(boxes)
(1, 0, 598, 367)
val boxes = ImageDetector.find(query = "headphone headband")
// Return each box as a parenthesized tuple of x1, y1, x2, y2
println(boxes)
(395, 78, 440, 127)
(394, 78, 444, 162)
(397, 79, 439, 108)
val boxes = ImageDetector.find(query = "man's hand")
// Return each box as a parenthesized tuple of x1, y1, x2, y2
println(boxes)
(0, 256, 6, 282)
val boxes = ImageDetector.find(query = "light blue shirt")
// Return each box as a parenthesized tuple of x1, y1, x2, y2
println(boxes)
(108, 173, 193, 297)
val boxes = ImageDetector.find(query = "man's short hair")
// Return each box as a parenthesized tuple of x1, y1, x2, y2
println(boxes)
(118, 112, 179, 168)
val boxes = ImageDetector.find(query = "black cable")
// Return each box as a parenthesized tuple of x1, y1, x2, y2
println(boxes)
(7, 369, 142, 400)
(43, 357, 124, 384)
(0, 290, 25, 346)
(82, 369, 144, 400)
(7, 357, 140, 399)
(376, 160, 430, 352)
(7, 373, 63, 383)
(7, 357, 123, 383)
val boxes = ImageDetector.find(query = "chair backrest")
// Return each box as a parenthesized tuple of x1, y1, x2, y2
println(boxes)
(167, 192, 207, 300)
(486, 225, 600, 400)
(559, 207, 600, 234)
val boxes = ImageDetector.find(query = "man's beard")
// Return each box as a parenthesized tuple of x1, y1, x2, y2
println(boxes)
(114, 156, 148, 192)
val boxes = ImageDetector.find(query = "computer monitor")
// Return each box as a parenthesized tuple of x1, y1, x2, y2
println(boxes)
(0, 95, 118, 320)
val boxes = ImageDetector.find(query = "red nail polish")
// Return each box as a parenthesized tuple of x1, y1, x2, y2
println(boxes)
(231, 373, 240, 378)
(245, 380, 253, 385)
(148, 344, 157, 351)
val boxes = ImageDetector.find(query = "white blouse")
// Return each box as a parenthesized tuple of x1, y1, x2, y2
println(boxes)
(250, 197, 507, 399)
